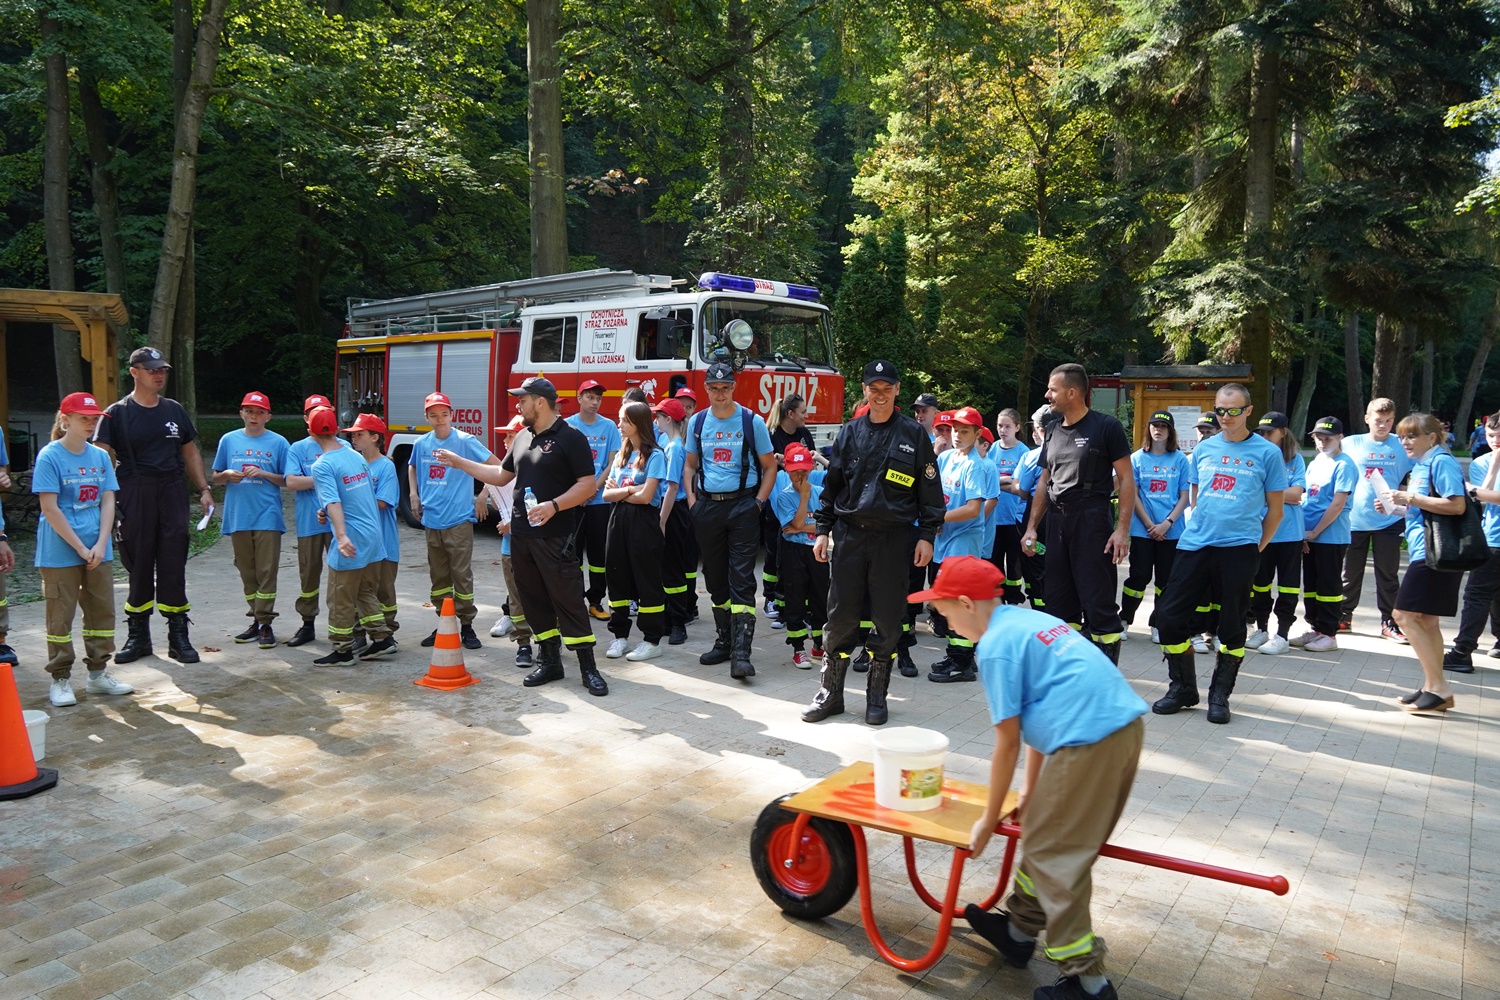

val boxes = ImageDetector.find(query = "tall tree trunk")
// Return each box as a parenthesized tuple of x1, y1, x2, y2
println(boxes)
(1240, 43, 1279, 415)
(42, 13, 84, 396)
(1018, 288, 1042, 418)
(1420, 335, 1435, 413)
(146, 0, 231, 360)
(1398, 322, 1419, 415)
(1343, 311, 1364, 431)
(78, 76, 128, 303)
(1272, 366, 1289, 413)
(526, 0, 566, 277)
(168, 0, 198, 417)
(1454, 291, 1499, 439)
(1290, 330, 1321, 440)
(716, 0, 753, 268)
(1369, 313, 1413, 413)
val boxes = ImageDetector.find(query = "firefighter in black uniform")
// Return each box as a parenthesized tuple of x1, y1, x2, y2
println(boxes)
(438, 377, 609, 696)
(95, 346, 213, 664)
(1021, 363, 1135, 663)
(804, 360, 944, 726)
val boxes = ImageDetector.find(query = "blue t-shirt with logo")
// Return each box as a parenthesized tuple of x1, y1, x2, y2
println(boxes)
(934, 448, 987, 562)
(978, 455, 1001, 558)
(978, 604, 1148, 755)
(1303, 452, 1360, 545)
(615, 448, 668, 506)
(33, 440, 119, 567)
(286, 435, 342, 537)
(987, 442, 1030, 525)
(1406, 450, 1465, 564)
(1268, 453, 1307, 545)
(213, 428, 289, 534)
(1015, 447, 1044, 496)
(685, 406, 774, 494)
(1180, 433, 1288, 551)
(1344, 433, 1414, 532)
(410, 428, 493, 530)
(1469, 454, 1500, 548)
(313, 447, 382, 571)
(567, 414, 622, 505)
(662, 438, 687, 493)
(771, 480, 823, 547)
(368, 453, 400, 562)
(1129, 448, 1191, 540)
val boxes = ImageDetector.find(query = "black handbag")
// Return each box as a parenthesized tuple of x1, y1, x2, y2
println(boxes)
(1423, 454, 1487, 572)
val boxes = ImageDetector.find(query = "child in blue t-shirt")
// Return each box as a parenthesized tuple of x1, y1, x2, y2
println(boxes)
(33, 393, 132, 708)
(601, 402, 669, 659)
(212, 392, 290, 648)
(911, 557, 1146, 1000)
(1293, 417, 1360, 651)
(770, 444, 828, 669)
(930, 407, 990, 683)
(487, 415, 535, 667)
(347, 413, 401, 647)
(653, 398, 698, 644)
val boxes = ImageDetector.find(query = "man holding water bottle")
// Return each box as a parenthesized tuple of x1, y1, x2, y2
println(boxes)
(437, 377, 607, 695)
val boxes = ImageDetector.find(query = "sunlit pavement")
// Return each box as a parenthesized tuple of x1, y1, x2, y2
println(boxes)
(1, 532, 1495, 1000)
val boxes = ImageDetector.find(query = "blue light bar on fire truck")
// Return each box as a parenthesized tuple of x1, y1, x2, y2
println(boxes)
(697, 272, 821, 302)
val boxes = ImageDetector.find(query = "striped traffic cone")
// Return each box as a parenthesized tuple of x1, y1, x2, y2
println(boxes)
(414, 598, 480, 690)
(0, 665, 58, 800)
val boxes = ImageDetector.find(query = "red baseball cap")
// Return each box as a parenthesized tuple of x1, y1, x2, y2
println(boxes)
(980, 427, 995, 444)
(60, 392, 108, 416)
(908, 556, 1004, 603)
(651, 398, 686, 422)
(674, 387, 699, 403)
(935, 410, 956, 427)
(307, 406, 338, 436)
(342, 413, 387, 435)
(424, 391, 453, 410)
(497, 414, 525, 434)
(952, 406, 984, 428)
(784, 443, 815, 471)
(303, 394, 332, 413)
(578, 379, 605, 395)
(240, 391, 271, 411)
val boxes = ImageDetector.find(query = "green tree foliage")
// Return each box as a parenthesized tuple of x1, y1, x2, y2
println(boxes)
(831, 225, 925, 407)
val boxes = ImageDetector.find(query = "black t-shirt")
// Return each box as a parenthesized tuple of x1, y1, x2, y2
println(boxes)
(96, 396, 197, 476)
(1041, 410, 1130, 504)
(502, 417, 596, 537)
(770, 425, 814, 456)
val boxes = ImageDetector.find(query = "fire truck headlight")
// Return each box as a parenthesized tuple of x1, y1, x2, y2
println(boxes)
(724, 319, 754, 351)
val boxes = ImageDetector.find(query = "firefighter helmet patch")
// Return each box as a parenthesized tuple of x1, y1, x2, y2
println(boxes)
(924, 462, 937, 480)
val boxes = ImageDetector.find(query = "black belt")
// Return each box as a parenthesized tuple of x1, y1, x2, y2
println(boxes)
(1049, 495, 1112, 513)
(703, 488, 758, 502)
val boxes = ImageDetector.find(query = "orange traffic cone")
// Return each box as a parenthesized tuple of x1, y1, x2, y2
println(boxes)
(414, 598, 480, 690)
(0, 665, 58, 800)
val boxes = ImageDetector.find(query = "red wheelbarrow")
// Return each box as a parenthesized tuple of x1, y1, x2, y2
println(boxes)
(751, 762, 1290, 973)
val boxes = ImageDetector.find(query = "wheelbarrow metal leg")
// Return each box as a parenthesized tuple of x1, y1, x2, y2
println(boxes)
(851, 824, 969, 972)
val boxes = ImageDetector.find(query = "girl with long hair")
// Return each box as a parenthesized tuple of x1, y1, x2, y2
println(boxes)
(654, 398, 698, 644)
(602, 402, 668, 660)
(1120, 411, 1192, 640)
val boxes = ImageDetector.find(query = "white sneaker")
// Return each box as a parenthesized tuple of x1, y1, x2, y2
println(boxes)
(1246, 629, 1270, 649)
(1288, 630, 1319, 648)
(1119, 630, 1130, 642)
(1191, 635, 1211, 655)
(792, 650, 812, 669)
(490, 615, 515, 638)
(625, 641, 661, 662)
(49, 678, 77, 707)
(1303, 632, 1339, 652)
(1151, 627, 1160, 644)
(86, 671, 134, 695)
(1258, 634, 1290, 655)
(605, 638, 629, 659)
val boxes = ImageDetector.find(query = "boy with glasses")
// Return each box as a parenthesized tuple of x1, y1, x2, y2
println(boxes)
(1340, 398, 1414, 640)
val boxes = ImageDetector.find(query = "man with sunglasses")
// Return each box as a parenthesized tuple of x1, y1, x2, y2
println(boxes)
(1021, 364, 1135, 663)
(1152, 384, 1286, 725)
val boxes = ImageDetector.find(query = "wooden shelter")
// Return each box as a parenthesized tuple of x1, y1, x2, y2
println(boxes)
(1119, 365, 1254, 451)
(0, 288, 129, 438)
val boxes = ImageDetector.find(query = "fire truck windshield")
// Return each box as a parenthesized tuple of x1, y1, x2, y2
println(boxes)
(701, 298, 834, 368)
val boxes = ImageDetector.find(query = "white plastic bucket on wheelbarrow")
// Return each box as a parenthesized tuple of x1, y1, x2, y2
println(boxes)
(872, 727, 948, 812)
(22, 710, 49, 761)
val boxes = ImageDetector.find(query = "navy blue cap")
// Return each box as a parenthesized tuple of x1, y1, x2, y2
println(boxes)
(704, 362, 736, 384)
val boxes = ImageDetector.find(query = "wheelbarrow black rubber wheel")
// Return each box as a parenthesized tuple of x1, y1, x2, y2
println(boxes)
(750, 794, 857, 920)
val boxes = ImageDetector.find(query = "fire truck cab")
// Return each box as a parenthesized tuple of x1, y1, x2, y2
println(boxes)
(339, 269, 845, 527)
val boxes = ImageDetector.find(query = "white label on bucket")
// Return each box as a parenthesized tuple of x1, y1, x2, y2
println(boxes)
(901, 766, 943, 799)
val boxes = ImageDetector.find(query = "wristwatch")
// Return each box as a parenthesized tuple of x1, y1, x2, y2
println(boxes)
(551, 500, 561, 514)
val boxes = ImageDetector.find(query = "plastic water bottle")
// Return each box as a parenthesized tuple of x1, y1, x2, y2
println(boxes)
(523, 488, 539, 513)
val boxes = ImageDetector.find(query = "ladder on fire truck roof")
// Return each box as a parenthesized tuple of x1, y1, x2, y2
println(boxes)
(345, 269, 677, 338)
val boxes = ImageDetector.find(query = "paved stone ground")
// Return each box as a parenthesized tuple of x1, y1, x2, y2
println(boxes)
(0, 529, 1496, 1000)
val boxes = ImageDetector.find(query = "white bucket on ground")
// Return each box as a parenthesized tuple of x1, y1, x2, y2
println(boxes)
(22, 710, 49, 762)
(872, 726, 948, 811)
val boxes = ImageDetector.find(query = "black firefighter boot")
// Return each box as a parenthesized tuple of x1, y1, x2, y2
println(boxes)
(164, 612, 200, 663)
(523, 637, 566, 687)
(700, 608, 732, 665)
(1206, 650, 1242, 724)
(577, 646, 608, 697)
(1151, 648, 1199, 714)
(1093, 635, 1122, 666)
(115, 611, 154, 664)
(803, 652, 849, 722)
(865, 653, 894, 726)
(729, 614, 756, 680)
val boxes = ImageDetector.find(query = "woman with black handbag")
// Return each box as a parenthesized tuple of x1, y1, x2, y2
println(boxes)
(1382, 413, 1471, 713)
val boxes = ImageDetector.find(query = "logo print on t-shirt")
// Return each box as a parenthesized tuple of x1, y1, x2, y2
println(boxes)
(428, 465, 446, 480)
(1149, 480, 1168, 493)
(1209, 473, 1237, 492)
(78, 485, 99, 502)
(165, 421, 180, 439)
(713, 447, 732, 463)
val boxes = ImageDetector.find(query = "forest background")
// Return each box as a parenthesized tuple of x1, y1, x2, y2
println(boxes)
(4, 0, 1500, 438)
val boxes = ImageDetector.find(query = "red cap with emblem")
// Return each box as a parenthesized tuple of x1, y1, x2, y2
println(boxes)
(60, 392, 107, 416)
(497, 414, 525, 434)
(303, 394, 332, 413)
(908, 555, 1004, 603)
(651, 398, 686, 422)
(783, 443, 815, 472)
(342, 413, 387, 435)
(240, 391, 271, 411)
(935, 410, 956, 427)
(424, 391, 453, 410)
(952, 406, 984, 428)
(578, 379, 605, 395)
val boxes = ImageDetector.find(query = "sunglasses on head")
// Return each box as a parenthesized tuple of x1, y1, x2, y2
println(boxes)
(1213, 406, 1248, 418)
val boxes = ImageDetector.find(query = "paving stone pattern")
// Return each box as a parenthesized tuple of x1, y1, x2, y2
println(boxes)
(1, 533, 1496, 1000)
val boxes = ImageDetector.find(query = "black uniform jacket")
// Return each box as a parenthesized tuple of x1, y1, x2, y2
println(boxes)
(814, 410, 944, 542)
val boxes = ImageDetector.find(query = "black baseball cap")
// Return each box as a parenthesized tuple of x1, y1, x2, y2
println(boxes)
(1311, 415, 1343, 436)
(913, 393, 939, 409)
(704, 362, 736, 384)
(1196, 411, 1220, 430)
(862, 359, 899, 384)
(1148, 410, 1173, 425)
(508, 376, 558, 401)
(1032, 405, 1061, 428)
(1258, 411, 1289, 430)
(128, 346, 171, 371)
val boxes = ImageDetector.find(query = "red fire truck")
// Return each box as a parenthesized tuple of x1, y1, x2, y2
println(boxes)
(338, 269, 846, 526)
